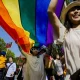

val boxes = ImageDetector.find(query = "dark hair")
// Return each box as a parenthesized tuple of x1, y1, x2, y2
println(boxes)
(64, 6, 80, 30)
(7, 56, 14, 62)
(9, 56, 13, 59)
(64, 14, 72, 30)
(30, 46, 39, 54)
(30, 46, 40, 58)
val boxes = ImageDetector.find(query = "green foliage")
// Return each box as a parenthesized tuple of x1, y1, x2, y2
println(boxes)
(0, 38, 6, 51)
(6, 49, 15, 60)
(0, 38, 16, 62)
(51, 43, 63, 59)
(65, 0, 71, 5)
(16, 57, 24, 63)
(65, 0, 78, 5)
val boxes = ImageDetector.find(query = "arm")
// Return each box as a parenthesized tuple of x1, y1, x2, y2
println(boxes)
(17, 45, 27, 57)
(10, 63, 16, 76)
(47, 0, 65, 38)
(13, 63, 16, 72)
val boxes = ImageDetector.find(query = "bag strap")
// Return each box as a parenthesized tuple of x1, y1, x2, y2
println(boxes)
(17, 68, 22, 77)
(7, 63, 13, 71)
(63, 29, 68, 41)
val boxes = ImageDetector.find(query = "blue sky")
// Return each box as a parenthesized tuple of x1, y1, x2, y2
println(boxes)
(0, 26, 21, 57)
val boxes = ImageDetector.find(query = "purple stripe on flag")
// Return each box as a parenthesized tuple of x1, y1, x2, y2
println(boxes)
(47, 0, 64, 45)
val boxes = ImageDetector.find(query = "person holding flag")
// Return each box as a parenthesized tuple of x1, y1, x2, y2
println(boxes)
(17, 43, 47, 80)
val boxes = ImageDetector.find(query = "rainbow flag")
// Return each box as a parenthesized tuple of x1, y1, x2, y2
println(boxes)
(0, 0, 64, 52)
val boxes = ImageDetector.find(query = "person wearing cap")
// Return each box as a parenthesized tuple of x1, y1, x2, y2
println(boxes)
(18, 45, 46, 80)
(0, 51, 7, 80)
(48, 0, 80, 80)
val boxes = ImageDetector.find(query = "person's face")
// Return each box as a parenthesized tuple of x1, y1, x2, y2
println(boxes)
(32, 48, 39, 56)
(68, 6, 80, 25)
(9, 57, 13, 62)
(56, 54, 59, 59)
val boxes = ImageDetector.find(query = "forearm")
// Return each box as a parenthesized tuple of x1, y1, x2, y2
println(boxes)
(17, 45, 27, 57)
(47, 0, 60, 38)
(47, 0, 58, 12)
(48, 12, 59, 37)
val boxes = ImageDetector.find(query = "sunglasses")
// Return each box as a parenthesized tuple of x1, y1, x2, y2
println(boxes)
(31, 48, 38, 50)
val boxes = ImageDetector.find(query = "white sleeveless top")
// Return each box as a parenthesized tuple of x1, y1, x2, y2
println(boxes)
(63, 28, 80, 75)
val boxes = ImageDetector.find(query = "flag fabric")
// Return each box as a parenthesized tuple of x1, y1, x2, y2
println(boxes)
(6, 42, 12, 48)
(0, 0, 65, 53)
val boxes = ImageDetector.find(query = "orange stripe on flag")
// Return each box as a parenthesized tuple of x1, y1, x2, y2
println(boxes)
(0, 0, 30, 52)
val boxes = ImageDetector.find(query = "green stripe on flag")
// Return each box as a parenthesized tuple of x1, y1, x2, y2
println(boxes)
(19, 0, 36, 41)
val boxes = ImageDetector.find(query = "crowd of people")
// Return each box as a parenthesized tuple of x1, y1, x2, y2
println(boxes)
(16, 44, 67, 80)
(0, 0, 80, 80)
(0, 50, 27, 80)
(0, 51, 16, 80)
(0, 44, 66, 80)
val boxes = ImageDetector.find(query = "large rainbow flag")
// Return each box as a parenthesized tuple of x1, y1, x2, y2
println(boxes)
(0, 0, 64, 53)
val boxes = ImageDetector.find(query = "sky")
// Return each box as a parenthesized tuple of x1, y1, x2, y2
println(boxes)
(0, 26, 21, 57)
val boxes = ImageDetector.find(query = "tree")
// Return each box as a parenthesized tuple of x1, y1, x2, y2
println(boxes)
(6, 49, 15, 60)
(0, 38, 6, 51)
(51, 43, 64, 59)
(65, 0, 71, 5)
(0, 38, 16, 62)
